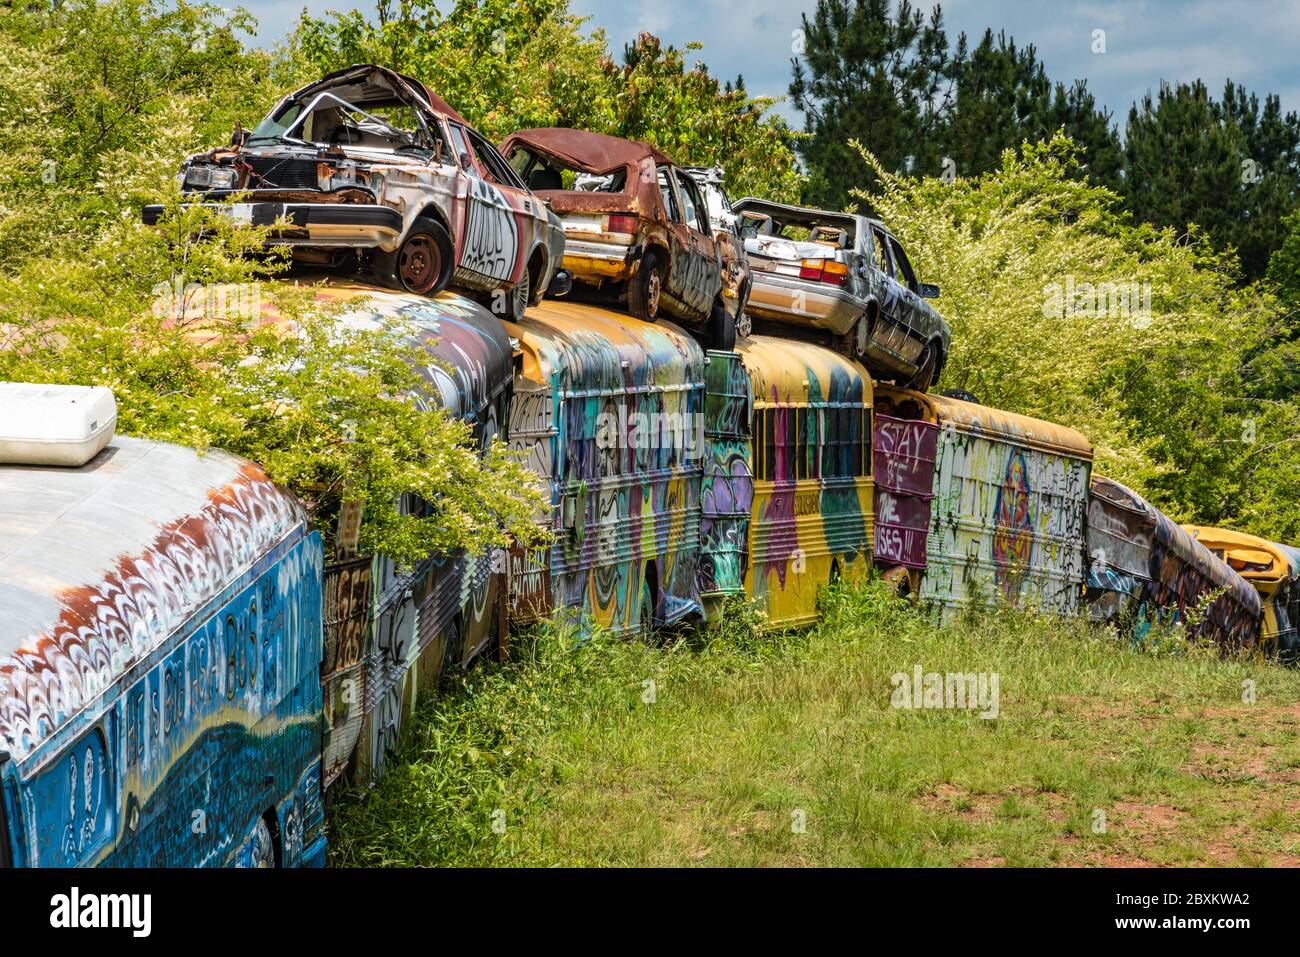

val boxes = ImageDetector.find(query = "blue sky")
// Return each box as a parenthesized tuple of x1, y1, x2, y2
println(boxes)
(239, 0, 1300, 129)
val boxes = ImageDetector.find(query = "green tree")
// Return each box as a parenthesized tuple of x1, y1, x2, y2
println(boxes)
(290, 1, 800, 201)
(1123, 80, 1300, 280)
(789, 0, 952, 208)
(853, 133, 1300, 539)
(789, 3, 1121, 210)
(0, 0, 543, 565)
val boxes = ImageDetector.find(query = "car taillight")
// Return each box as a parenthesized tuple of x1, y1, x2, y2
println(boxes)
(799, 258, 849, 285)
(606, 214, 638, 234)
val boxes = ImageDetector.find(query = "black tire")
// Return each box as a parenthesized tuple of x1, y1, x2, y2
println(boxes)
(628, 248, 663, 321)
(496, 264, 531, 322)
(379, 216, 453, 296)
(707, 298, 736, 351)
(909, 342, 939, 392)
(839, 310, 872, 359)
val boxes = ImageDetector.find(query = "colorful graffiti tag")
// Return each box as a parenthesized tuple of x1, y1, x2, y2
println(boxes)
(504, 301, 707, 635)
(737, 336, 874, 627)
(872, 387, 1093, 620)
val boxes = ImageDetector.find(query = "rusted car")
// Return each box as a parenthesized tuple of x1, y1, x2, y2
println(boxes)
(682, 166, 753, 339)
(731, 198, 950, 390)
(143, 64, 567, 319)
(499, 128, 735, 349)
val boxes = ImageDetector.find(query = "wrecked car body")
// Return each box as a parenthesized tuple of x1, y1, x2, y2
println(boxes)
(682, 166, 753, 339)
(143, 64, 567, 318)
(731, 198, 950, 390)
(499, 128, 733, 349)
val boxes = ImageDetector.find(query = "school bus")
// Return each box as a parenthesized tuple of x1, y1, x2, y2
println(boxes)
(1183, 525, 1300, 661)
(261, 286, 516, 792)
(1087, 478, 1262, 650)
(873, 386, 1093, 620)
(0, 399, 324, 867)
(503, 301, 707, 636)
(736, 336, 874, 627)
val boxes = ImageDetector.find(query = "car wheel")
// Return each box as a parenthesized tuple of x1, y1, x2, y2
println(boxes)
(909, 342, 939, 392)
(736, 309, 752, 342)
(708, 298, 736, 351)
(841, 312, 871, 359)
(395, 217, 453, 296)
(500, 265, 531, 322)
(628, 249, 662, 321)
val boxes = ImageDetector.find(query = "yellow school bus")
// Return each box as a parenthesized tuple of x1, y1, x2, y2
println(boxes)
(736, 335, 875, 627)
(1183, 525, 1300, 662)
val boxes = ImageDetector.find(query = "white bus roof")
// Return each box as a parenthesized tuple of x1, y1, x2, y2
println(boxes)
(0, 435, 306, 760)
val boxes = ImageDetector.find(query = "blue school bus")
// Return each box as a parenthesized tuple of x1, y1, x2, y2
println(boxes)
(0, 429, 324, 867)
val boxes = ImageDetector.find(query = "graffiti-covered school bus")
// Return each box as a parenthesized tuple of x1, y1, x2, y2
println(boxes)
(0, 429, 324, 867)
(504, 301, 707, 636)
(1086, 478, 1262, 650)
(264, 285, 516, 792)
(735, 336, 874, 627)
(873, 387, 1093, 620)
(1182, 525, 1299, 662)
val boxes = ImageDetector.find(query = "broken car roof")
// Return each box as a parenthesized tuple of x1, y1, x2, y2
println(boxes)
(500, 127, 674, 175)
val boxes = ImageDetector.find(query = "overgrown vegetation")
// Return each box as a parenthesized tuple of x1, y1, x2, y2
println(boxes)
(330, 580, 1300, 866)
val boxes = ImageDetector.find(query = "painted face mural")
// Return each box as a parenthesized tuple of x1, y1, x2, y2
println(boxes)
(992, 451, 1034, 599)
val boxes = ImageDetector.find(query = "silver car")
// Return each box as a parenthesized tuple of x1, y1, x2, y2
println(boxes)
(731, 198, 950, 389)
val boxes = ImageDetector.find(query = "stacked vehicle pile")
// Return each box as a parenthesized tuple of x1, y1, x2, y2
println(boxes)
(0, 66, 1295, 868)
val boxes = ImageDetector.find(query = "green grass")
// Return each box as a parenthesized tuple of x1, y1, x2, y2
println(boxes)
(328, 581, 1300, 867)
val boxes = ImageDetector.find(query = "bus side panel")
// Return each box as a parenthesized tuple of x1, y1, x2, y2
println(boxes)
(699, 351, 753, 611)
(506, 379, 558, 624)
(873, 413, 937, 576)
(1274, 547, 1300, 664)
(1148, 515, 1261, 652)
(924, 428, 1090, 621)
(1083, 487, 1154, 626)
(321, 556, 373, 793)
(553, 378, 705, 636)
(17, 532, 323, 868)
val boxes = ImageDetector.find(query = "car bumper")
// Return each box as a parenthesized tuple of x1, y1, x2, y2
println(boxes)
(562, 239, 641, 281)
(141, 201, 404, 248)
(744, 270, 863, 334)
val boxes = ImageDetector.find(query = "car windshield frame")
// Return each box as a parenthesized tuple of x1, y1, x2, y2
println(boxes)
(249, 90, 433, 152)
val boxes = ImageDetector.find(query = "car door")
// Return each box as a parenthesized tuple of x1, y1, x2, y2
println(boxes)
(867, 225, 918, 362)
(885, 233, 929, 356)
(469, 127, 548, 283)
(446, 121, 522, 287)
(672, 168, 723, 316)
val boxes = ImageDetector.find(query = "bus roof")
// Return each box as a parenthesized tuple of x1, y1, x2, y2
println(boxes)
(1090, 477, 1263, 618)
(237, 280, 515, 424)
(0, 435, 307, 759)
(503, 300, 705, 392)
(1183, 525, 1300, 584)
(876, 386, 1092, 460)
(735, 336, 872, 407)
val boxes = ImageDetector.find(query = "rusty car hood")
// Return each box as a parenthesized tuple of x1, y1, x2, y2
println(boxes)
(500, 127, 672, 175)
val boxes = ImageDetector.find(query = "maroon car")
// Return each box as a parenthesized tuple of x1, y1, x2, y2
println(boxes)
(500, 128, 733, 348)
